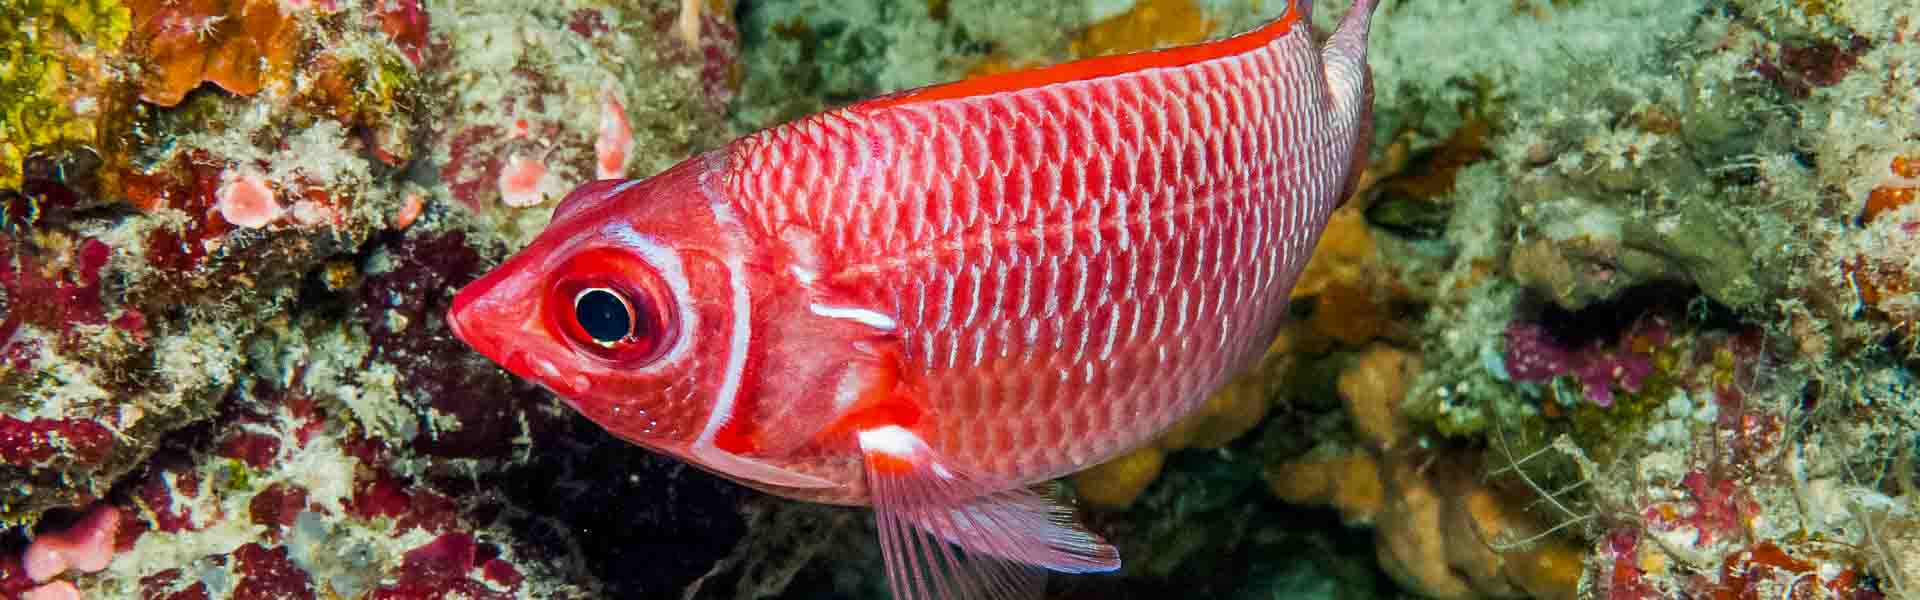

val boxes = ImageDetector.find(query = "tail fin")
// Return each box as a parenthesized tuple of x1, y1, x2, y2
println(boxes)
(1323, 0, 1376, 117)
(1325, 0, 1378, 206)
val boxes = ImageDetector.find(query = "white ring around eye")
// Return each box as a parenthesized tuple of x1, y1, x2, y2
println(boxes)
(573, 286, 635, 348)
(602, 224, 698, 374)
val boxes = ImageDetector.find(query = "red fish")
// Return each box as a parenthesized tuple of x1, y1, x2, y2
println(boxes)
(449, 0, 1377, 596)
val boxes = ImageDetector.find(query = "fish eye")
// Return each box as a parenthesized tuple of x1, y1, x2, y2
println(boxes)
(573, 288, 633, 346)
(552, 278, 671, 362)
(549, 249, 677, 365)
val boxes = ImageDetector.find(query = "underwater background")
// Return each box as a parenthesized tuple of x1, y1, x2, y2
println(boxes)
(1, 0, 1916, 598)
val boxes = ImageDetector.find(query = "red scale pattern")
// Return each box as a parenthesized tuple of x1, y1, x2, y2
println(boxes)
(727, 21, 1351, 487)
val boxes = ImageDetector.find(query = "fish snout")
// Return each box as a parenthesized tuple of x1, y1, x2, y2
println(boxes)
(446, 270, 540, 360)
(446, 270, 595, 397)
(445, 298, 480, 349)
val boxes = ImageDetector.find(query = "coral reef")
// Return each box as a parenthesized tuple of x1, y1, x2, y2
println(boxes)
(429, 0, 734, 235)
(128, 0, 301, 107)
(1270, 346, 1583, 600)
(3, 0, 1915, 598)
(1366, 0, 1920, 597)
(3, 0, 759, 596)
(731, 0, 1091, 131)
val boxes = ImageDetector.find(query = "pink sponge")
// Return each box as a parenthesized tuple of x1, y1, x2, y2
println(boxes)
(22, 581, 80, 600)
(23, 505, 120, 582)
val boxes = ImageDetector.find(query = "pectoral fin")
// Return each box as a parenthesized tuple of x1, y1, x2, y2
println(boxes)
(858, 425, 1120, 600)
(741, 309, 910, 457)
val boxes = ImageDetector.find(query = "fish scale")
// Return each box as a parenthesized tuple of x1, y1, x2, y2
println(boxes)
(725, 13, 1343, 489)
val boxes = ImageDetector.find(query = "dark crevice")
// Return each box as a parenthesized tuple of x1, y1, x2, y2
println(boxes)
(1521, 281, 1736, 349)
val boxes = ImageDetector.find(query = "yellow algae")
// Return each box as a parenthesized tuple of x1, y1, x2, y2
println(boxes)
(1265, 456, 1335, 504)
(1070, 446, 1166, 510)
(0, 0, 133, 190)
(1070, 0, 1213, 59)
(1505, 539, 1587, 600)
(1265, 453, 1383, 524)
(963, 0, 1212, 79)
(1186, 375, 1274, 449)
(1291, 201, 1408, 350)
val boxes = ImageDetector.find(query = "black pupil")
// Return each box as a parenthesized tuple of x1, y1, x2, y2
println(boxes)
(575, 289, 631, 344)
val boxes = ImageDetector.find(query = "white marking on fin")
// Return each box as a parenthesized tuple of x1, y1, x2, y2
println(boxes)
(790, 264, 819, 285)
(858, 425, 921, 459)
(858, 426, 1120, 600)
(830, 368, 868, 413)
(531, 357, 563, 380)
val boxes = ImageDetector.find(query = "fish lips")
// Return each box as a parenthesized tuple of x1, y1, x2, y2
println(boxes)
(447, 268, 587, 395)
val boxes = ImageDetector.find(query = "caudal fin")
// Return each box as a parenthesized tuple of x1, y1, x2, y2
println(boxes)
(859, 426, 1120, 600)
(1323, 0, 1376, 121)
(1326, 0, 1379, 205)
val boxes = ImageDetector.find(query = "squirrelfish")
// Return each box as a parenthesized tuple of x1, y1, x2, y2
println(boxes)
(448, 1, 1378, 596)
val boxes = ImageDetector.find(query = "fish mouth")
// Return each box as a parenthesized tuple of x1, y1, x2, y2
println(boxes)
(503, 348, 590, 396)
(447, 273, 544, 377)
(444, 289, 502, 361)
(445, 302, 479, 350)
(445, 289, 593, 398)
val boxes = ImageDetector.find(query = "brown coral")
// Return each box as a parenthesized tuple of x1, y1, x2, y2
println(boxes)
(1338, 341, 1417, 452)
(1861, 155, 1917, 222)
(1289, 205, 1400, 348)
(1267, 345, 1585, 600)
(1267, 452, 1384, 524)
(1843, 154, 1920, 339)
(129, 0, 300, 106)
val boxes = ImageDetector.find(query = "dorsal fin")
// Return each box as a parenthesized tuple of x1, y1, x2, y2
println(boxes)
(549, 150, 729, 225)
(859, 4, 1305, 111)
(549, 178, 641, 224)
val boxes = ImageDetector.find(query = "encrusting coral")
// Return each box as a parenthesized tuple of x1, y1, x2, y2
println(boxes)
(1269, 345, 1584, 600)
(0, 0, 757, 596)
(127, 0, 300, 107)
